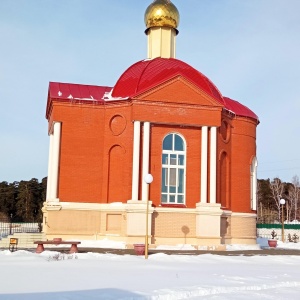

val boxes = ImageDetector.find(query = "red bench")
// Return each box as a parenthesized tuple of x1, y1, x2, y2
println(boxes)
(34, 240, 81, 254)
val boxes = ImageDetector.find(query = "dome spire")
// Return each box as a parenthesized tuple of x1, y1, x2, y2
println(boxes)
(144, 0, 180, 59)
(144, 0, 180, 34)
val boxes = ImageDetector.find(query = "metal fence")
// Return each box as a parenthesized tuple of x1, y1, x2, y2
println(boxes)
(257, 223, 300, 241)
(0, 222, 41, 238)
(257, 223, 300, 230)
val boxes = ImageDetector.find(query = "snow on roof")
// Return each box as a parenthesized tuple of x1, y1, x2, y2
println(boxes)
(47, 78, 258, 123)
(46, 82, 114, 119)
(49, 82, 113, 102)
(223, 96, 259, 122)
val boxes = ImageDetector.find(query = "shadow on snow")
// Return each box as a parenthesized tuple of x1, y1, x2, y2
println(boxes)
(0, 288, 147, 300)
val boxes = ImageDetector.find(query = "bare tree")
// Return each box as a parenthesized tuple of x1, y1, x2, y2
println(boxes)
(270, 178, 285, 222)
(288, 175, 300, 221)
(257, 180, 263, 223)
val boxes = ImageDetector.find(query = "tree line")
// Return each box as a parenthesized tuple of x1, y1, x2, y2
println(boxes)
(0, 175, 299, 224)
(0, 178, 47, 223)
(257, 176, 300, 223)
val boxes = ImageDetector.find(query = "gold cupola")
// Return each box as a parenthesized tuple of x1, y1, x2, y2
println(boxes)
(144, 0, 180, 59)
(145, 0, 180, 34)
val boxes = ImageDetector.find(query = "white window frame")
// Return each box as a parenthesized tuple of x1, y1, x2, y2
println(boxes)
(250, 157, 258, 210)
(161, 133, 186, 205)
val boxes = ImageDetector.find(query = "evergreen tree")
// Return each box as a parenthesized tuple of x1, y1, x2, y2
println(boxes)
(16, 178, 42, 222)
(257, 179, 274, 223)
(0, 181, 19, 220)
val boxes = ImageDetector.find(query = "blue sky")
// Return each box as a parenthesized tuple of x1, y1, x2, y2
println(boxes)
(0, 0, 299, 183)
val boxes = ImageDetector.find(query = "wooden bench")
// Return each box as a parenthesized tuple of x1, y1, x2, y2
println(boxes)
(34, 240, 81, 254)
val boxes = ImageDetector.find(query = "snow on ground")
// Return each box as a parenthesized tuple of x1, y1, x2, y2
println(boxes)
(45, 236, 299, 251)
(1, 243, 300, 300)
(78, 237, 300, 251)
(79, 238, 127, 249)
(154, 244, 196, 251)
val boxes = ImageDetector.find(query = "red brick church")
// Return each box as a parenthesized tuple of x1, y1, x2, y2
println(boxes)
(43, 0, 259, 248)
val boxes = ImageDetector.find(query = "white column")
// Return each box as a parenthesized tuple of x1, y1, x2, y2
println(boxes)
(252, 158, 258, 210)
(50, 122, 61, 201)
(253, 170, 257, 211)
(131, 121, 141, 201)
(46, 132, 54, 201)
(209, 127, 217, 204)
(200, 126, 208, 203)
(147, 27, 177, 59)
(142, 122, 150, 201)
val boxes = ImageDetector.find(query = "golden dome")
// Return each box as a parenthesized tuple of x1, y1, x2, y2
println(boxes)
(144, 0, 180, 32)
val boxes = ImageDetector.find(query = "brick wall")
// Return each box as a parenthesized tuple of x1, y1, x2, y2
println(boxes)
(47, 78, 258, 215)
(152, 211, 196, 238)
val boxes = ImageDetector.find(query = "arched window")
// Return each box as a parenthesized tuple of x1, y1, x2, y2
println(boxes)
(161, 133, 186, 204)
(250, 157, 258, 210)
(220, 151, 229, 208)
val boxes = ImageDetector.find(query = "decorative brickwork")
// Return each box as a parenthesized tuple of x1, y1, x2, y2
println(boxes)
(230, 214, 257, 244)
(106, 214, 122, 232)
(47, 210, 101, 235)
(152, 211, 196, 238)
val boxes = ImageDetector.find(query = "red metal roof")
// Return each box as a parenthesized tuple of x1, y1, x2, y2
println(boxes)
(49, 82, 112, 101)
(46, 70, 258, 123)
(112, 58, 224, 104)
(223, 97, 259, 122)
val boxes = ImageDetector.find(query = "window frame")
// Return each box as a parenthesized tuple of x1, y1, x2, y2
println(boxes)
(161, 133, 186, 205)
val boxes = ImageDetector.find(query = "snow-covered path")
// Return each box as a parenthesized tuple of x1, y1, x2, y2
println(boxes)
(1, 250, 300, 299)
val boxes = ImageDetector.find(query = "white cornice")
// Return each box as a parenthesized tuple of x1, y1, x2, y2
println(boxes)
(231, 212, 257, 218)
